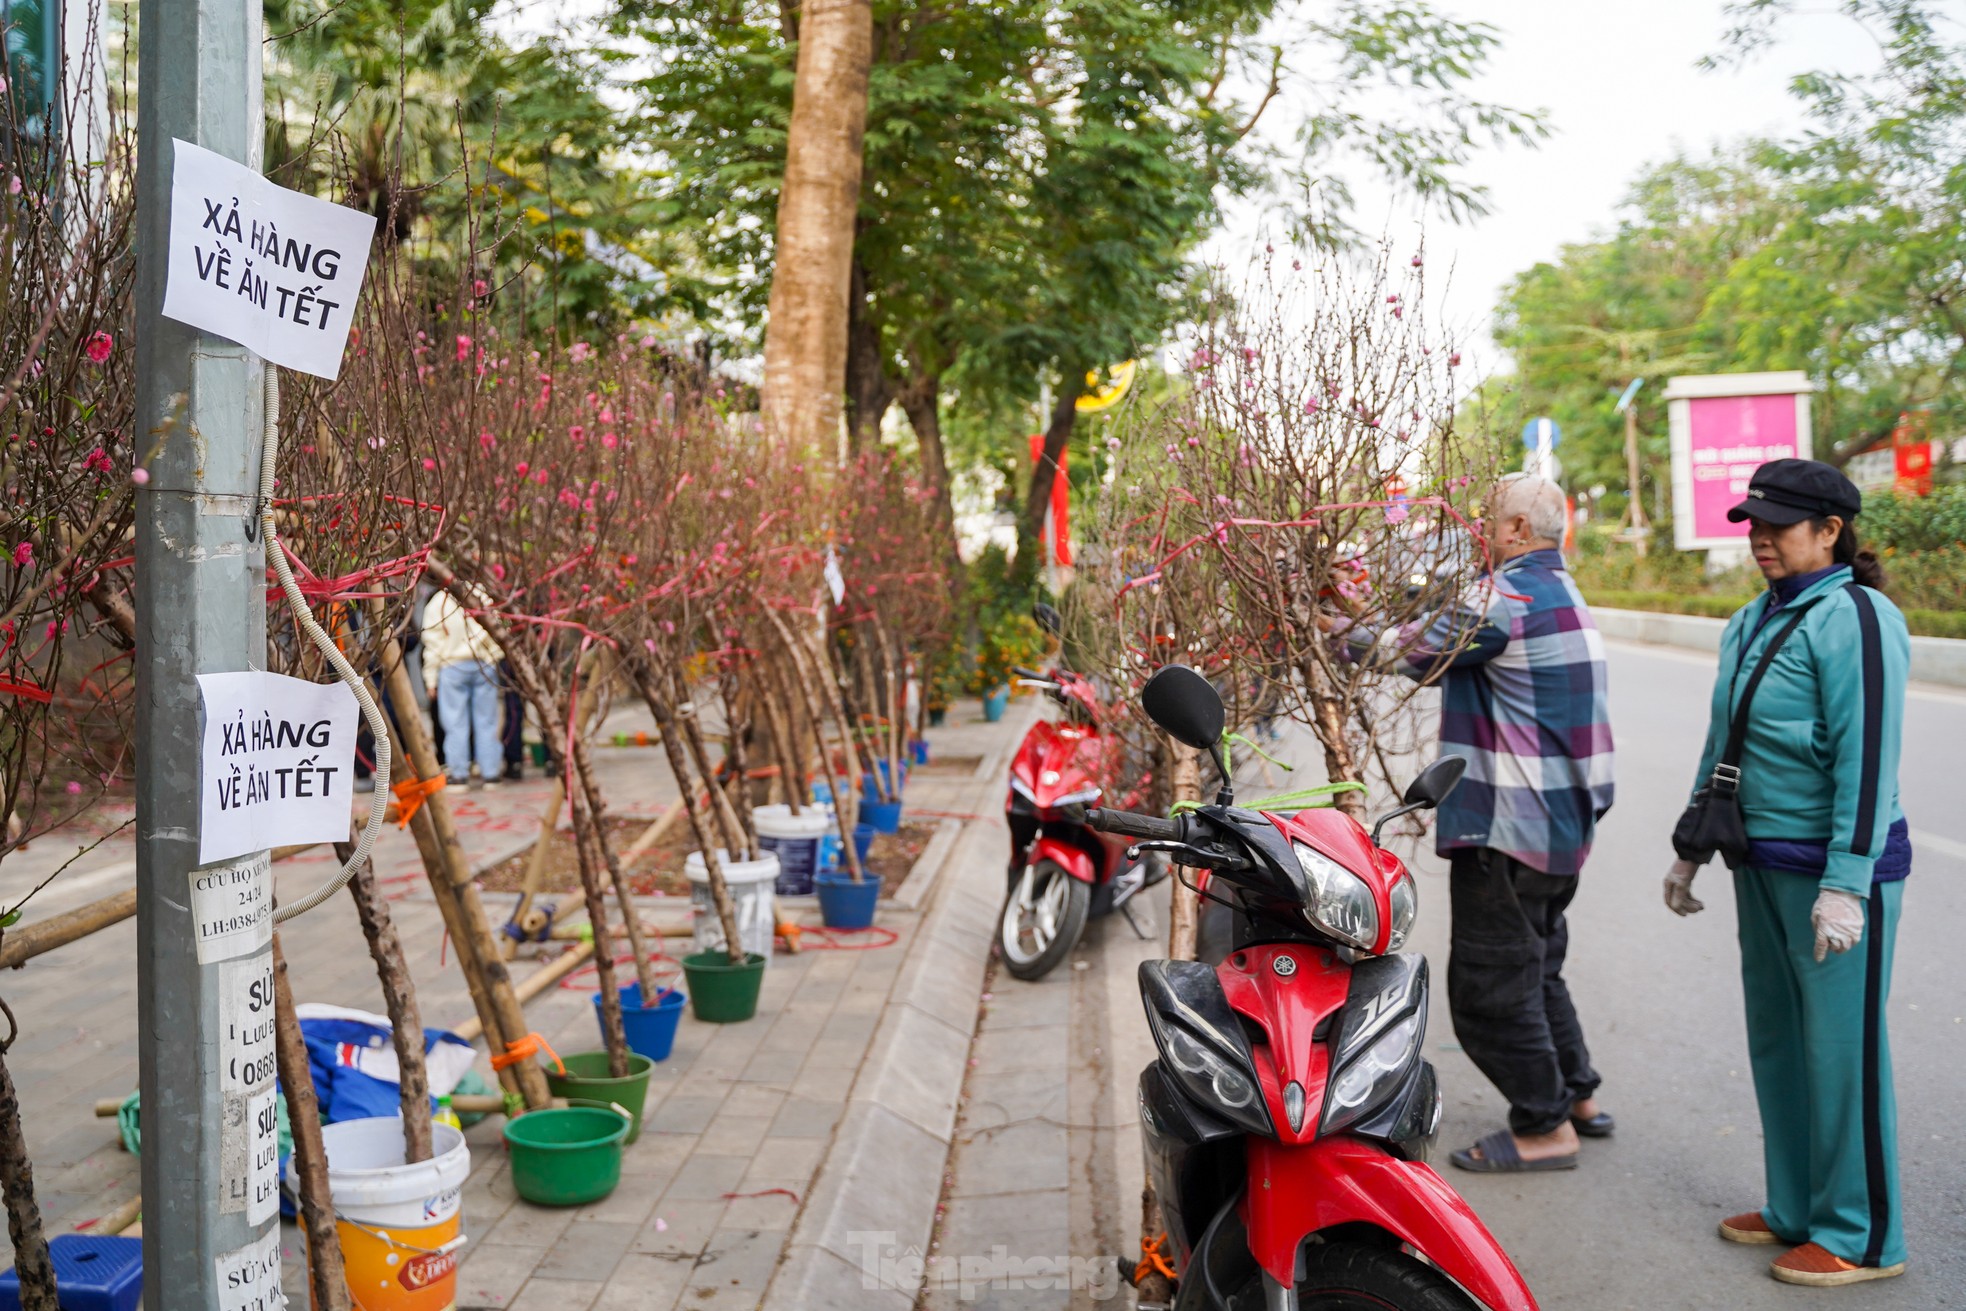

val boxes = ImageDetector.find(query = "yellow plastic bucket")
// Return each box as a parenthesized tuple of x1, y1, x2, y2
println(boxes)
(288, 1116, 472, 1310)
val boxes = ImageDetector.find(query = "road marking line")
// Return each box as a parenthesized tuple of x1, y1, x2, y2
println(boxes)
(1604, 639, 1966, 706)
(1912, 829, 1966, 863)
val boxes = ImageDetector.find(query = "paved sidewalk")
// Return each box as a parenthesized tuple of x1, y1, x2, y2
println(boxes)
(0, 691, 1024, 1311)
(449, 702, 1021, 1310)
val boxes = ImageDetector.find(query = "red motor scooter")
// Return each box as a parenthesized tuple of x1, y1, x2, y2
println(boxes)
(1088, 665, 1536, 1311)
(998, 654, 1164, 982)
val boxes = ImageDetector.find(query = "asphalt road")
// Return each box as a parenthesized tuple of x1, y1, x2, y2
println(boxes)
(1406, 639, 1966, 1309)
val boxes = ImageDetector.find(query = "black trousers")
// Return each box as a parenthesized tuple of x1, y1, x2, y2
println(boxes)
(1446, 848, 1601, 1136)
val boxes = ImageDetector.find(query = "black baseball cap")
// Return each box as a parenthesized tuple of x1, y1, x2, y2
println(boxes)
(1726, 458, 1862, 526)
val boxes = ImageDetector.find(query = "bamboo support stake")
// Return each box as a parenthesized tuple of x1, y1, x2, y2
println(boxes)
(451, 940, 594, 1044)
(510, 646, 608, 949)
(272, 933, 352, 1311)
(619, 798, 688, 867)
(337, 841, 433, 1164)
(765, 612, 864, 881)
(563, 792, 633, 1075)
(634, 663, 748, 964)
(372, 625, 551, 1109)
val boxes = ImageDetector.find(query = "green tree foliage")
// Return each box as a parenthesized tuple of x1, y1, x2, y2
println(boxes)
(1498, 0, 1966, 496)
(263, 0, 688, 335)
(619, 0, 1540, 574)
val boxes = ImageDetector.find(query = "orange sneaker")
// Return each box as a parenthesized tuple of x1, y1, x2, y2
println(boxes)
(1770, 1243, 1906, 1287)
(1718, 1212, 1782, 1245)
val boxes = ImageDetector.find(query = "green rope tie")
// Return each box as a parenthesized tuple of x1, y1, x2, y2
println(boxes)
(1168, 781, 1366, 818)
(1222, 731, 1291, 772)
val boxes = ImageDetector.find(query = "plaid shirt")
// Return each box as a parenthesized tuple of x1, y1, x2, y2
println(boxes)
(1349, 548, 1614, 874)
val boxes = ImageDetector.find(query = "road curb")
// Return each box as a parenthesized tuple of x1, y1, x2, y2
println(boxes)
(892, 817, 963, 911)
(1594, 605, 1966, 688)
(762, 816, 1000, 1311)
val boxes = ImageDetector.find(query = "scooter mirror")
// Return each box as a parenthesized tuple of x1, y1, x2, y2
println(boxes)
(1032, 602, 1063, 637)
(1403, 755, 1468, 809)
(1140, 665, 1225, 752)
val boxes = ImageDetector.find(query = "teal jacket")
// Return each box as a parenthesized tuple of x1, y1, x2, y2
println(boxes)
(1690, 565, 1910, 896)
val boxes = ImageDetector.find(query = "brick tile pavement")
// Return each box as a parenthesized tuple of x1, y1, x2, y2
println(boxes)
(0, 693, 1021, 1311)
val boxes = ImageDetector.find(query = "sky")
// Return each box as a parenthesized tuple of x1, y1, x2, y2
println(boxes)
(1209, 0, 1874, 361)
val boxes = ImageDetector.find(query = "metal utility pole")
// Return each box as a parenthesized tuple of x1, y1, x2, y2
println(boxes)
(1614, 376, 1650, 557)
(133, 0, 278, 1305)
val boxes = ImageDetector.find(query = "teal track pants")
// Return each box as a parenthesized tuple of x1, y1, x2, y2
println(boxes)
(1734, 867, 1905, 1268)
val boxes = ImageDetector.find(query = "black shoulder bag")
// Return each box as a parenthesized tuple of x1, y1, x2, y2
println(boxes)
(1672, 597, 1825, 869)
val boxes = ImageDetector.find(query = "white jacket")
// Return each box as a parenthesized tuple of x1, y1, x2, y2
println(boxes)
(421, 591, 501, 693)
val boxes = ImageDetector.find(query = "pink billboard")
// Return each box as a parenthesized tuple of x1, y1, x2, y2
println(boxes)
(1666, 374, 1813, 551)
(1686, 395, 1802, 539)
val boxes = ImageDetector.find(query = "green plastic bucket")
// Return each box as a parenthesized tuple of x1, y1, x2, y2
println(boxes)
(503, 1104, 631, 1207)
(680, 951, 767, 1023)
(543, 1051, 654, 1144)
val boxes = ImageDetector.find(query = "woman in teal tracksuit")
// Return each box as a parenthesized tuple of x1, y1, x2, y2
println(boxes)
(1662, 459, 1910, 1288)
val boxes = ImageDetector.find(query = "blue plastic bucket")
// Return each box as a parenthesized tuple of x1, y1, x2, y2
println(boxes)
(815, 872, 883, 930)
(601, 981, 687, 1063)
(983, 687, 1009, 721)
(864, 800, 902, 834)
(912, 739, 929, 765)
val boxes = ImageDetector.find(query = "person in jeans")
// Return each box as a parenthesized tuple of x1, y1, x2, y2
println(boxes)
(1664, 459, 1909, 1288)
(1333, 473, 1614, 1172)
(421, 589, 505, 788)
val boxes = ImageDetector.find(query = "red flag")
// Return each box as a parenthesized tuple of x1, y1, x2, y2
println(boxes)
(1028, 434, 1073, 566)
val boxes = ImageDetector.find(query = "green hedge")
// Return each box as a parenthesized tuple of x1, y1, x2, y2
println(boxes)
(1587, 591, 1966, 641)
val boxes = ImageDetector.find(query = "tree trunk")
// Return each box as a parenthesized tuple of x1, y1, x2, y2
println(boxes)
(630, 662, 750, 961)
(759, 0, 874, 453)
(1164, 739, 1202, 962)
(273, 933, 353, 1311)
(338, 842, 433, 1165)
(1135, 732, 1202, 1305)
(897, 373, 968, 595)
(1017, 387, 1079, 585)
(844, 257, 893, 453)
(1302, 659, 1366, 818)
(0, 1002, 54, 1311)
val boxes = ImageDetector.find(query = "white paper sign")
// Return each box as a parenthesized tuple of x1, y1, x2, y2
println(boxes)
(190, 853, 272, 964)
(214, 1225, 282, 1311)
(197, 671, 360, 864)
(162, 139, 377, 380)
(220, 954, 278, 1094)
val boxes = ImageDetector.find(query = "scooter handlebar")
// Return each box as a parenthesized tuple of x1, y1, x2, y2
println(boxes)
(1012, 666, 1048, 681)
(1084, 808, 1186, 843)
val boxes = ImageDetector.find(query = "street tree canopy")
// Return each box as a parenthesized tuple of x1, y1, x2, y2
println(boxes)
(1496, 0, 1966, 501)
(620, 0, 1541, 578)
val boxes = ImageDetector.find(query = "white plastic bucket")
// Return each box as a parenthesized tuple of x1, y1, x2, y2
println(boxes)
(684, 849, 779, 964)
(753, 804, 831, 896)
(286, 1115, 471, 1310)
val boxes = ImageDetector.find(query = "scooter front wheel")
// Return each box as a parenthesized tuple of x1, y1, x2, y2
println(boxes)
(998, 860, 1090, 980)
(1246, 1241, 1479, 1311)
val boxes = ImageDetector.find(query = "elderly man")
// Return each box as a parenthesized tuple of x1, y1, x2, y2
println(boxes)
(1337, 473, 1614, 1173)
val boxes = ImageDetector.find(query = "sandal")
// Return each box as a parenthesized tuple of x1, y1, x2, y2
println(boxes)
(1449, 1128, 1578, 1174)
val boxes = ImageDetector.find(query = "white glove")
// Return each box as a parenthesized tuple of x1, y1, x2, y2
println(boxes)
(1663, 859, 1704, 916)
(1811, 889, 1865, 962)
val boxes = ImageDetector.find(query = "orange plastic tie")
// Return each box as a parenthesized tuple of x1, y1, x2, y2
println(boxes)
(389, 774, 447, 829)
(1135, 1232, 1177, 1284)
(491, 1031, 564, 1076)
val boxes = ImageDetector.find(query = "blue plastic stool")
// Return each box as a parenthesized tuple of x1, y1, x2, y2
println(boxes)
(0, 1234, 142, 1311)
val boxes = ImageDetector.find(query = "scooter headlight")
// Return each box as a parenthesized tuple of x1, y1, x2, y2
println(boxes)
(1289, 842, 1379, 951)
(1387, 874, 1418, 953)
(1148, 1014, 1271, 1136)
(1320, 1011, 1421, 1135)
